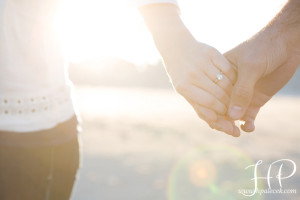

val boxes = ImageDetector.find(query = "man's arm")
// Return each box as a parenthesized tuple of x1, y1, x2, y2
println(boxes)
(224, 0, 300, 129)
(274, 0, 300, 52)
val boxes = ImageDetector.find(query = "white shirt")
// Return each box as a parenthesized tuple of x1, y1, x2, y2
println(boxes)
(0, 0, 178, 133)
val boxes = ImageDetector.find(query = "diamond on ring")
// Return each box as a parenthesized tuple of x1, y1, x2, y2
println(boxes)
(216, 71, 223, 81)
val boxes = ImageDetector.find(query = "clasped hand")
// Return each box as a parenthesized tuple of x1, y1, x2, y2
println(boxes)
(165, 30, 298, 137)
(140, 2, 300, 137)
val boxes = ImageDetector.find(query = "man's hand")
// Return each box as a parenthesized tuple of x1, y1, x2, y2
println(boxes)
(225, 0, 300, 123)
(238, 62, 298, 132)
(224, 30, 289, 120)
(224, 30, 299, 133)
(213, 37, 298, 136)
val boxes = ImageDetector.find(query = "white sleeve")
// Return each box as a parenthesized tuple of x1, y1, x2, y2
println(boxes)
(132, 0, 179, 8)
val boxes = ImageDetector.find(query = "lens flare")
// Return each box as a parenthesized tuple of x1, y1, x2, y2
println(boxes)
(189, 159, 217, 188)
(168, 145, 264, 200)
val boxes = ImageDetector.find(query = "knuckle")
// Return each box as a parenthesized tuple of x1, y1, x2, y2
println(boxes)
(240, 57, 263, 69)
(220, 81, 232, 95)
(220, 92, 230, 104)
(222, 65, 233, 76)
(207, 99, 226, 114)
(217, 104, 227, 115)
(207, 46, 218, 54)
(202, 45, 218, 56)
(224, 67, 237, 83)
(234, 86, 252, 100)
(196, 110, 205, 120)
(187, 69, 199, 80)
(193, 106, 209, 122)
(174, 82, 188, 94)
(224, 79, 233, 89)
(203, 97, 216, 108)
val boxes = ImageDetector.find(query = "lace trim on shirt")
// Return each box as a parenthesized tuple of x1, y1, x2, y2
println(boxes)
(0, 87, 71, 116)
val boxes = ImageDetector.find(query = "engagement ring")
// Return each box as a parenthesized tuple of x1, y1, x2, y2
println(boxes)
(215, 71, 223, 83)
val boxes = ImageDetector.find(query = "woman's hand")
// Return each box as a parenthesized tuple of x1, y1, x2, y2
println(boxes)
(140, 4, 237, 134)
(163, 39, 237, 133)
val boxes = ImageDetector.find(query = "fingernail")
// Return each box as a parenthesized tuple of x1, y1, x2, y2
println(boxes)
(232, 126, 241, 137)
(243, 120, 255, 132)
(229, 106, 243, 120)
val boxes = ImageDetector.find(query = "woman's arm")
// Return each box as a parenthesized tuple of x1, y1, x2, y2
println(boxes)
(139, 4, 239, 136)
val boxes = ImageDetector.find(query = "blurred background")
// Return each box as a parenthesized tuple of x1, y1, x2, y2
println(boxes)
(55, 0, 300, 199)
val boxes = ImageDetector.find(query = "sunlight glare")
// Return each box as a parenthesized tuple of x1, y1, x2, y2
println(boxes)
(55, 0, 288, 64)
(55, 0, 159, 64)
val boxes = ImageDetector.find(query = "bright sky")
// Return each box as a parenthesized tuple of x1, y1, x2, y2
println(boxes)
(56, 0, 287, 65)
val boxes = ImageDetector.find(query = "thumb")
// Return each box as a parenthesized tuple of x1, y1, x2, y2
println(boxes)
(228, 71, 258, 120)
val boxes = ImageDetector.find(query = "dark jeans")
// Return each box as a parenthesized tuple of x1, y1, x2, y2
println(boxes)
(0, 118, 80, 200)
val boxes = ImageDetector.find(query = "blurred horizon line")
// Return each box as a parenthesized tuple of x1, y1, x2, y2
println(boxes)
(69, 58, 300, 96)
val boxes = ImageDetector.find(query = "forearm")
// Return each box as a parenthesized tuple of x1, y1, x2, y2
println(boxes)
(264, 0, 300, 55)
(139, 3, 239, 136)
(240, 0, 300, 73)
(139, 4, 195, 57)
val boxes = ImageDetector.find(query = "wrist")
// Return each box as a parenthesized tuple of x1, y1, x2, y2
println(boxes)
(153, 23, 195, 59)
(256, 25, 300, 73)
(140, 4, 195, 57)
(265, 0, 300, 58)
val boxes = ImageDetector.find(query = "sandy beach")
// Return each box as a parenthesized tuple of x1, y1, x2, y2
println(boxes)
(70, 86, 300, 200)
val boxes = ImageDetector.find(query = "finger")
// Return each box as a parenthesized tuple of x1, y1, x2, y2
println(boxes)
(204, 65, 233, 96)
(179, 85, 227, 115)
(240, 80, 274, 132)
(192, 103, 218, 122)
(233, 125, 241, 137)
(239, 87, 271, 132)
(211, 52, 237, 84)
(191, 72, 230, 106)
(228, 71, 258, 120)
(242, 120, 255, 132)
(241, 105, 260, 132)
(192, 103, 240, 137)
(210, 116, 240, 137)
